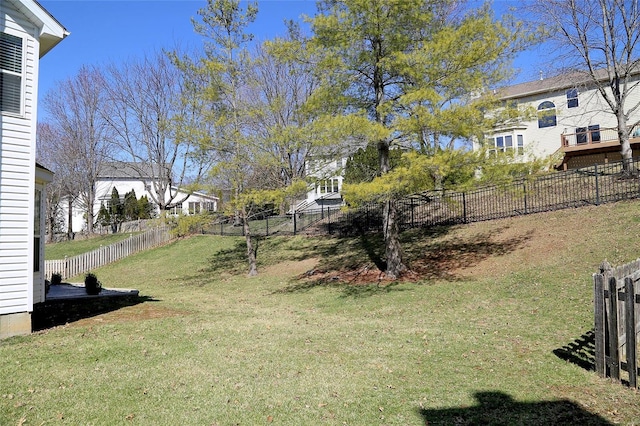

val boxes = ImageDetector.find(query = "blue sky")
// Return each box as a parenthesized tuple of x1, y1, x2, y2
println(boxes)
(38, 0, 317, 105)
(38, 0, 543, 113)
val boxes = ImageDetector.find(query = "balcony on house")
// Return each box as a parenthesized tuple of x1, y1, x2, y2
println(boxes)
(561, 126, 640, 153)
(558, 126, 640, 170)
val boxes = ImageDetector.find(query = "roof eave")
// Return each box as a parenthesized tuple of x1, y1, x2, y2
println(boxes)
(7, 0, 69, 58)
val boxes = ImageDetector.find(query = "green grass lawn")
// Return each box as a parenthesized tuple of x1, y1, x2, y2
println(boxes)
(4, 201, 640, 424)
(45, 232, 140, 260)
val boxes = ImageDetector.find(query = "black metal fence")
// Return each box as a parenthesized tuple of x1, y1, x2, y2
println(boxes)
(206, 157, 640, 237)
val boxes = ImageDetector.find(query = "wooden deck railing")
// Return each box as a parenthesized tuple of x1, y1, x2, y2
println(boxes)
(561, 127, 619, 150)
(561, 126, 640, 152)
(45, 227, 172, 280)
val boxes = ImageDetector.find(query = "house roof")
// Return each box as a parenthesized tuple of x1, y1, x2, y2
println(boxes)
(98, 162, 169, 180)
(7, 0, 69, 57)
(35, 161, 53, 183)
(171, 186, 219, 201)
(497, 67, 640, 100)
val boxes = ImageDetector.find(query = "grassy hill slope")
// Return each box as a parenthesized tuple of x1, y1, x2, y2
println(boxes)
(3, 201, 640, 424)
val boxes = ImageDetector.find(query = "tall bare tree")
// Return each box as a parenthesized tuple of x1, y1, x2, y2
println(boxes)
(42, 65, 111, 235)
(102, 51, 209, 214)
(190, 0, 262, 275)
(242, 36, 321, 211)
(36, 123, 68, 241)
(535, 0, 640, 173)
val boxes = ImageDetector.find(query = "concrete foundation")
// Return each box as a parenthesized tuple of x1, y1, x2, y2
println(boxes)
(0, 312, 32, 339)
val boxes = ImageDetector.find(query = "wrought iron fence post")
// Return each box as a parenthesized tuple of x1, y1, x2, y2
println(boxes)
(293, 212, 297, 236)
(462, 192, 467, 224)
(523, 181, 528, 214)
(410, 198, 415, 228)
(327, 208, 332, 234)
(594, 163, 600, 205)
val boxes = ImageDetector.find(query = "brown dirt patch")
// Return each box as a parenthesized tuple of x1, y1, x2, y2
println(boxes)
(293, 205, 620, 285)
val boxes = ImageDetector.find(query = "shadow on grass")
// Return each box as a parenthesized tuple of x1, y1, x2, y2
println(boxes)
(277, 225, 533, 292)
(274, 279, 409, 299)
(181, 224, 532, 292)
(404, 226, 534, 281)
(32, 295, 158, 331)
(553, 329, 596, 371)
(418, 391, 612, 425)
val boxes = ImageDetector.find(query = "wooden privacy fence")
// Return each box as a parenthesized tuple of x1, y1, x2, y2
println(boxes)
(594, 260, 640, 388)
(45, 227, 172, 280)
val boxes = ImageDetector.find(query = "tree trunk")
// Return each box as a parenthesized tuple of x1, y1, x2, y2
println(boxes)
(86, 191, 95, 235)
(617, 110, 634, 175)
(67, 197, 74, 241)
(383, 200, 406, 279)
(378, 141, 407, 278)
(243, 208, 258, 276)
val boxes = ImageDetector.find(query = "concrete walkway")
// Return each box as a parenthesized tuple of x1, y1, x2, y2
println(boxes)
(46, 283, 139, 301)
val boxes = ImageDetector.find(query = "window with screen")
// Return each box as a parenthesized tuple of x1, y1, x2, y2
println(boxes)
(1, 33, 23, 114)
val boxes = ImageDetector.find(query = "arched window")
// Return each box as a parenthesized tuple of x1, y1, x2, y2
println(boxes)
(537, 101, 557, 128)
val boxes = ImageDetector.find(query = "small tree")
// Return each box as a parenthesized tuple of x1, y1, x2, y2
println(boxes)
(138, 195, 154, 219)
(123, 189, 140, 221)
(108, 187, 124, 233)
(96, 202, 111, 231)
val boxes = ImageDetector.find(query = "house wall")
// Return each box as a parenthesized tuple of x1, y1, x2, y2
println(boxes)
(33, 180, 46, 304)
(0, 1, 39, 324)
(486, 75, 640, 161)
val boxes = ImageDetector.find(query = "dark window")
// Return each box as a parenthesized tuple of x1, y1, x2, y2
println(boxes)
(576, 127, 588, 144)
(567, 88, 579, 108)
(0, 33, 23, 114)
(537, 101, 557, 128)
(589, 124, 600, 142)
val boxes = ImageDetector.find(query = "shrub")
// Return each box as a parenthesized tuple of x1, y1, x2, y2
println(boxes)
(170, 213, 212, 237)
(84, 272, 102, 295)
(51, 273, 62, 286)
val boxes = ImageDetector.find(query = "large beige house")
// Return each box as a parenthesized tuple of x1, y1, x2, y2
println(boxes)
(484, 70, 640, 170)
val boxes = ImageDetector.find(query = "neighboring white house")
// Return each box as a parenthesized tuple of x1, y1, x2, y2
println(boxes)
(483, 70, 640, 170)
(0, 0, 68, 338)
(63, 162, 219, 233)
(294, 157, 345, 212)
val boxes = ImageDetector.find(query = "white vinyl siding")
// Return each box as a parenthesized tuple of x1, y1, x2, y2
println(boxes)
(0, 0, 40, 315)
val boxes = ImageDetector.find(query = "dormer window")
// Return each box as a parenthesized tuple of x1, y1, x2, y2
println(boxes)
(0, 32, 23, 115)
(537, 101, 557, 128)
(566, 88, 579, 108)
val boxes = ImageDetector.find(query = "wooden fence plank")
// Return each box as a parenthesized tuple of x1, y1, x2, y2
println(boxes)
(45, 227, 171, 280)
(625, 277, 637, 388)
(608, 275, 621, 380)
(594, 273, 606, 377)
